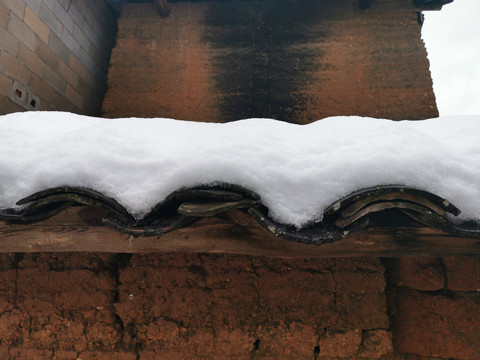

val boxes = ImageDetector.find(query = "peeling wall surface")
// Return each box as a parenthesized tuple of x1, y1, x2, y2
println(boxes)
(0, 0, 116, 115)
(103, 0, 438, 122)
(0, 253, 478, 359)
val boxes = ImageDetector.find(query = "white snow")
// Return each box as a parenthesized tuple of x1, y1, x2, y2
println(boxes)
(1, 111, 480, 228)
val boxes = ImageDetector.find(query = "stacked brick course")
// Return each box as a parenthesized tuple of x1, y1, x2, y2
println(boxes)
(0, 253, 478, 359)
(385, 257, 480, 360)
(0, 0, 116, 115)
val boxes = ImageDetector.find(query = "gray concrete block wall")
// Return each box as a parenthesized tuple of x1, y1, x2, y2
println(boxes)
(0, 0, 116, 115)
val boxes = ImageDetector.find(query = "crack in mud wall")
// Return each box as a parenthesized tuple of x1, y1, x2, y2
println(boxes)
(0, 253, 478, 359)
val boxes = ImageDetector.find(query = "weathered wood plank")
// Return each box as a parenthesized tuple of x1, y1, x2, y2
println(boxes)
(177, 199, 258, 217)
(0, 207, 479, 257)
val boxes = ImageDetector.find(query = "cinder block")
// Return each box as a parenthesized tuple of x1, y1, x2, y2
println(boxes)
(81, 18, 101, 48)
(24, 0, 41, 14)
(76, 76, 94, 98)
(56, 0, 70, 10)
(0, 73, 13, 95)
(59, 61, 78, 87)
(28, 72, 57, 103)
(92, 17, 113, 41)
(38, 100, 53, 111)
(0, 26, 20, 56)
(24, 5, 50, 43)
(68, 53, 87, 79)
(8, 12, 38, 51)
(52, 1, 74, 32)
(48, 32, 70, 64)
(44, 64, 66, 94)
(38, 2, 62, 38)
(50, 88, 76, 112)
(65, 83, 83, 109)
(18, 43, 45, 77)
(0, 96, 25, 114)
(0, 50, 30, 85)
(72, 23, 89, 51)
(42, 0, 56, 12)
(0, 3, 8, 28)
(74, 0, 94, 27)
(78, 47, 102, 80)
(0, 72, 12, 95)
(61, 28, 81, 57)
(35, 39, 60, 70)
(87, 42, 109, 72)
(0, 0, 26, 20)
(68, 3, 86, 29)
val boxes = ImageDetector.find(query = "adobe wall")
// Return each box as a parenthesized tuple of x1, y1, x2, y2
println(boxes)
(103, 0, 438, 122)
(0, 0, 116, 115)
(0, 253, 478, 359)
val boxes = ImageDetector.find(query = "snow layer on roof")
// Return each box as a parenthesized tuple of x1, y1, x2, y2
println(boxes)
(1, 112, 479, 228)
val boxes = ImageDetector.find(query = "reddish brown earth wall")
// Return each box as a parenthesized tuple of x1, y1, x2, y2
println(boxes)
(102, 0, 438, 122)
(0, 253, 478, 359)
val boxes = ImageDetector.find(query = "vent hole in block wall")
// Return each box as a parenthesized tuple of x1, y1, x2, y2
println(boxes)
(27, 92, 40, 110)
(11, 81, 27, 106)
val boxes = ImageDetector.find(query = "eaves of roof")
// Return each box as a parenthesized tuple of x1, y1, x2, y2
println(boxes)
(104, 0, 454, 17)
(1, 184, 479, 256)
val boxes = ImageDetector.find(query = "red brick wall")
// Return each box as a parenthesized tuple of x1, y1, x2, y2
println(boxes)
(0, 253, 478, 359)
(103, 0, 438, 122)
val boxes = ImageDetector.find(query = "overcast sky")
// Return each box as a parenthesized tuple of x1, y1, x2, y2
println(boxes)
(421, 0, 480, 116)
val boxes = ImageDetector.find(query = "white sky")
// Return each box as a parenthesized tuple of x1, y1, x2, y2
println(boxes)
(422, 0, 480, 116)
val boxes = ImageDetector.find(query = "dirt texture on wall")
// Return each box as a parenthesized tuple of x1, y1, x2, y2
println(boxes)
(102, 0, 438, 122)
(0, 253, 478, 359)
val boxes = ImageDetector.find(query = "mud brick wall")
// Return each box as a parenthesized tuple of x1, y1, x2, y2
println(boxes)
(103, 0, 438, 122)
(0, 0, 116, 115)
(385, 257, 480, 360)
(0, 253, 478, 359)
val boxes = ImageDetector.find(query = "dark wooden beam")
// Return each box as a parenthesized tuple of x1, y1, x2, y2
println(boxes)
(358, 0, 372, 10)
(154, 0, 171, 17)
(0, 207, 479, 257)
(413, 0, 454, 11)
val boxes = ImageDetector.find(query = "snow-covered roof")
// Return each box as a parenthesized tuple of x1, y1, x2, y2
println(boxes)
(0, 112, 479, 243)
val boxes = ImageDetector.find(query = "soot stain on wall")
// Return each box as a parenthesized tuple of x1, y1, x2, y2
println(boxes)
(203, 0, 330, 123)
